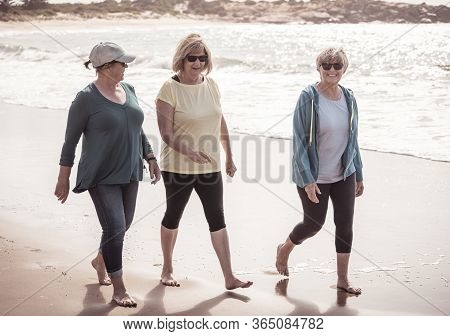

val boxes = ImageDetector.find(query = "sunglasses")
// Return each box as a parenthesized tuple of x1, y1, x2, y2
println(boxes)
(110, 61, 126, 66)
(185, 55, 208, 63)
(98, 60, 126, 68)
(321, 63, 344, 71)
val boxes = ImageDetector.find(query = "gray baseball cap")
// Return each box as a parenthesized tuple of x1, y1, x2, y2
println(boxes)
(89, 42, 136, 68)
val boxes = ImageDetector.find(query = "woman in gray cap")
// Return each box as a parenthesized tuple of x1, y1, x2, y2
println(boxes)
(54, 42, 160, 307)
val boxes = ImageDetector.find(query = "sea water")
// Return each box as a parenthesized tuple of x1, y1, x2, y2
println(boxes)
(0, 22, 449, 161)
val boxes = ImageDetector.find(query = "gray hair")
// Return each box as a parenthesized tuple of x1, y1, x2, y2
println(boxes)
(316, 47, 349, 72)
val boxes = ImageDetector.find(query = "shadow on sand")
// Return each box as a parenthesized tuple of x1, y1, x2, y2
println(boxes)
(77, 282, 250, 316)
(77, 283, 116, 316)
(77, 279, 359, 315)
(274, 279, 359, 316)
(132, 284, 250, 316)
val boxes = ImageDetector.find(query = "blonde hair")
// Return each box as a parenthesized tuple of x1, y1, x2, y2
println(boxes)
(172, 33, 213, 75)
(316, 47, 349, 72)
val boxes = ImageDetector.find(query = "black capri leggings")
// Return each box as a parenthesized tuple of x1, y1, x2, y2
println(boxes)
(161, 171, 226, 232)
(289, 174, 356, 253)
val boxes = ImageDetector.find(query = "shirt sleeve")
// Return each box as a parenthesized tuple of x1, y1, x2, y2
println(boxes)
(156, 80, 175, 107)
(141, 128, 153, 157)
(207, 77, 221, 100)
(59, 92, 89, 167)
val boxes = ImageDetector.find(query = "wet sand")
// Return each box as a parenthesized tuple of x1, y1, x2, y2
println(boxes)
(0, 101, 449, 316)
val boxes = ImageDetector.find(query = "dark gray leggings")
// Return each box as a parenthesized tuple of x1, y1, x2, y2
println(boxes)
(88, 181, 138, 278)
(289, 174, 356, 253)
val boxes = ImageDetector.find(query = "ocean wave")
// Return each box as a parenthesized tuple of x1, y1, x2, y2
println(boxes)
(214, 56, 251, 70)
(132, 56, 171, 70)
(0, 44, 52, 62)
(0, 43, 308, 74)
(214, 56, 311, 74)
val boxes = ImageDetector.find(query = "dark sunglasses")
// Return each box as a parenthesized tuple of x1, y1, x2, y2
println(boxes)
(110, 61, 126, 66)
(98, 60, 126, 68)
(321, 63, 343, 71)
(185, 55, 208, 63)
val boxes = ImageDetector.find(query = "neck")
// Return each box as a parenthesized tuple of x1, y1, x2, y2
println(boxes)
(95, 74, 119, 92)
(316, 82, 340, 99)
(179, 72, 201, 85)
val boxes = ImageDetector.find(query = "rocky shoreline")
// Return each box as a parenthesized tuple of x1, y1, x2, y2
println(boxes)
(1, 0, 449, 24)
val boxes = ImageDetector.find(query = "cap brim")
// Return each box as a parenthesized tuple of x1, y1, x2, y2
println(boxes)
(115, 54, 136, 64)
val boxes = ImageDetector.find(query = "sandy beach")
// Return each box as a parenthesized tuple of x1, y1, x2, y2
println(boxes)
(0, 100, 449, 316)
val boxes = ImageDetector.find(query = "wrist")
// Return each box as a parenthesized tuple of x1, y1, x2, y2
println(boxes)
(58, 176, 69, 183)
(145, 154, 156, 162)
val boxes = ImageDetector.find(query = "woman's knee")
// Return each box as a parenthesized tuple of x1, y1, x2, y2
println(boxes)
(162, 214, 181, 230)
(209, 221, 226, 232)
(103, 225, 126, 242)
(290, 222, 322, 244)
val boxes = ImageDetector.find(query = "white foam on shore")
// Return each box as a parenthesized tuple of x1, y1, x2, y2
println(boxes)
(421, 256, 446, 266)
(357, 266, 398, 273)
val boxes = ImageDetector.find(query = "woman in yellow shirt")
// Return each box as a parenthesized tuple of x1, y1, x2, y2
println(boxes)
(155, 33, 252, 290)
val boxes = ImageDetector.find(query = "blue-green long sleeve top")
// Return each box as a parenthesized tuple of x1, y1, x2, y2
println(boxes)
(59, 82, 152, 193)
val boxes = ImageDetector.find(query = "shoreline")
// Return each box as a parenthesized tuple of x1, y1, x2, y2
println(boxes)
(1, 0, 450, 24)
(1, 17, 449, 32)
(2, 99, 446, 164)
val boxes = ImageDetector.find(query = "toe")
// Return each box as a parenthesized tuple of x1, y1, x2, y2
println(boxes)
(337, 285, 362, 295)
(161, 279, 180, 287)
(113, 295, 137, 308)
(243, 281, 253, 288)
(351, 287, 362, 295)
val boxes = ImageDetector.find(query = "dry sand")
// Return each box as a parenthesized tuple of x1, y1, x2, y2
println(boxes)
(0, 101, 449, 316)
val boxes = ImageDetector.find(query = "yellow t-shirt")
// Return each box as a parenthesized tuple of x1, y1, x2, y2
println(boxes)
(156, 76, 223, 174)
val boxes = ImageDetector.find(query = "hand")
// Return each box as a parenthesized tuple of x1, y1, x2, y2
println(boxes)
(54, 178, 70, 204)
(355, 181, 364, 197)
(225, 159, 237, 177)
(305, 182, 321, 203)
(187, 151, 212, 164)
(148, 160, 161, 185)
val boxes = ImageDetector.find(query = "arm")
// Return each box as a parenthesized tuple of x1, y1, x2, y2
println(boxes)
(220, 115, 236, 177)
(156, 99, 210, 164)
(141, 128, 154, 160)
(141, 128, 161, 184)
(292, 93, 320, 202)
(293, 93, 315, 185)
(293, 92, 321, 203)
(352, 98, 364, 197)
(55, 93, 88, 203)
(55, 166, 72, 204)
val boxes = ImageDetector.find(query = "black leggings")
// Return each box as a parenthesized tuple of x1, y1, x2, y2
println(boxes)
(161, 172, 226, 232)
(289, 174, 356, 253)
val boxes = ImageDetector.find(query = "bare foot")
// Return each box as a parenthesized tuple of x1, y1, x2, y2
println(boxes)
(225, 278, 253, 290)
(276, 244, 289, 276)
(337, 279, 362, 295)
(91, 258, 111, 286)
(161, 271, 180, 287)
(112, 293, 137, 307)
